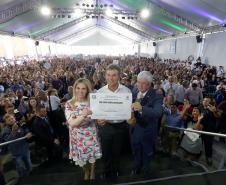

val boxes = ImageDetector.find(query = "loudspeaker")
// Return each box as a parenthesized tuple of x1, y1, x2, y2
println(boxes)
(153, 42, 156, 46)
(196, 35, 202, 43)
(35, 41, 39, 46)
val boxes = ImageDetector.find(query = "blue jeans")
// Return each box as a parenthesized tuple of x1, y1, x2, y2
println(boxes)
(12, 150, 32, 177)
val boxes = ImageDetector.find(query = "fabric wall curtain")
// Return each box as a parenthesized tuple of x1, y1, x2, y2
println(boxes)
(203, 32, 226, 68)
(158, 36, 198, 60)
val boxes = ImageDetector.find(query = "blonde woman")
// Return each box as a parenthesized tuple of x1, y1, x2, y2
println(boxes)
(65, 78, 102, 181)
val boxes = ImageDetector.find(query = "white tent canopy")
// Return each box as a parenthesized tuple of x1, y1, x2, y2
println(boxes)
(0, 0, 225, 66)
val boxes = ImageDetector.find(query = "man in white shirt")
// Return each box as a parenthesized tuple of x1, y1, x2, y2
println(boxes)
(97, 64, 131, 179)
(163, 76, 178, 98)
(37, 90, 62, 142)
(38, 90, 60, 111)
(175, 81, 188, 106)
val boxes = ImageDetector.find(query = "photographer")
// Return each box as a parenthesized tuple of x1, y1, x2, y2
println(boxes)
(200, 97, 220, 165)
(1, 114, 32, 177)
(14, 90, 29, 118)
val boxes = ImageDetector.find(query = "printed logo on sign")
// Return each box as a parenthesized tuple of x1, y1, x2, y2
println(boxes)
(92, 95, 96, 99)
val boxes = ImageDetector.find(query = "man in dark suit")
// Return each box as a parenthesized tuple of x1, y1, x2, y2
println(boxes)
(32, 104, 61, 163)
(130, 71, 163, 175)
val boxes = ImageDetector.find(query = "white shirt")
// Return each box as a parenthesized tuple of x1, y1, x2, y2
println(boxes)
(217, 68, 225, 78)
(136, 91, 147, 100)
(97, 83, 131, 123)
(42, 95, 60, 111)
(175, 85, 186, 103)
(163, 83, 178, 96)
(98, 84, 131, 94)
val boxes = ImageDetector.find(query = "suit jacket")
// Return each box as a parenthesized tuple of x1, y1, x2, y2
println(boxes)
(132, 88, 163, 132)
(32, 116, 55, 146)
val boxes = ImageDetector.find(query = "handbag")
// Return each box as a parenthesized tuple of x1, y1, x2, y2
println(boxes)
(184, 128, 200, 142)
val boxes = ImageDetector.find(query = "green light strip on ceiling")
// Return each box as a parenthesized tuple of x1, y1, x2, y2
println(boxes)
(119, 0, 145, 9)
(0, 20, 15, 29)
(30, 28, 49, 36)
(29, 20, 66, 37)
(160, 19, 187, 32)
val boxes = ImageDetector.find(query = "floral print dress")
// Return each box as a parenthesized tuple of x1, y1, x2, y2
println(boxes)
(65, 101, 102, 167)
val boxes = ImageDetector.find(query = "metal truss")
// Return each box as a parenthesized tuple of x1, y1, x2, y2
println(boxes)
(147, 0, 202, 32)
(157, 23, 226, 41)
(103, 16, 156, 40)
(57, 25, 96, 42)
(57, 23, 140, 44)
(34, 16, 89, 39)
(130, 20, 165, 38)
(52, 8, 138, 17)
(47, 3, 201, 33)
(0, 0, 42, 24)
(202, 24, 226, 34)
(97, 24, 141, 43)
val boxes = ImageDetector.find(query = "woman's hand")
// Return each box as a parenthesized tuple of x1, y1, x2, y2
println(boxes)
(197, 113, 204, 122)
(183, 100, 191, 110)
(96, 120, 106, 126)
(207, 104, 216, 113)
(81, 108, 92, 118)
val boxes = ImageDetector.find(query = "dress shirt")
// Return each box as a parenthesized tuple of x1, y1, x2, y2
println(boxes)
(97, 83, 131, 123)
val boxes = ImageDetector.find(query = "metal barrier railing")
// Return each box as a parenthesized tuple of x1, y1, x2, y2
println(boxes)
(165, 125, 226, 138)
(0, 136, 27, 147)
(164, 125, 226, 169)
(0, 126, 225, 172)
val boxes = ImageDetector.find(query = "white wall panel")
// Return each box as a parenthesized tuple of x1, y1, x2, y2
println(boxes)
(203, 32, 226, 68)
(26, 38, 36, 57)
(3, 35, 14, 59)
(157, 36, 198, 60)
(140, 41, 156, 57)
(0, 35, 6, 57)
(71, 45, 138, 56)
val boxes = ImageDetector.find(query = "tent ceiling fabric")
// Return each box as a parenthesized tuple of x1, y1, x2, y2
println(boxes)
(0, 0, 225, 43)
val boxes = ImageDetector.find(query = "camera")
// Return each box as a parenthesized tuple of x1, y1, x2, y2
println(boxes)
(14, 109, 23, 121)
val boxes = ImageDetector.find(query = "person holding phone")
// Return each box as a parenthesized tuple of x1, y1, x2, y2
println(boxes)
(200, 97, 220, 165)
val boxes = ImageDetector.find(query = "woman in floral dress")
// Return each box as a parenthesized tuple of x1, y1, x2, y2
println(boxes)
(65, 78, 102, 180)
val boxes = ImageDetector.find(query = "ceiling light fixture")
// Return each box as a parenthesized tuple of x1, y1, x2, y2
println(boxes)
(74, 8, 82, 16)
(105, 8, 113, 16)
(140, 8, 150, 19)
(41, 6, 51, 16)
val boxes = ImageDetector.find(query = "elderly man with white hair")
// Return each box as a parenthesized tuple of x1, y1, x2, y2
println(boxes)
(130, 71, 163, 175)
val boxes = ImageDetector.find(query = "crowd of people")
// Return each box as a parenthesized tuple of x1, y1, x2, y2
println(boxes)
(0, 56, 226, 184)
